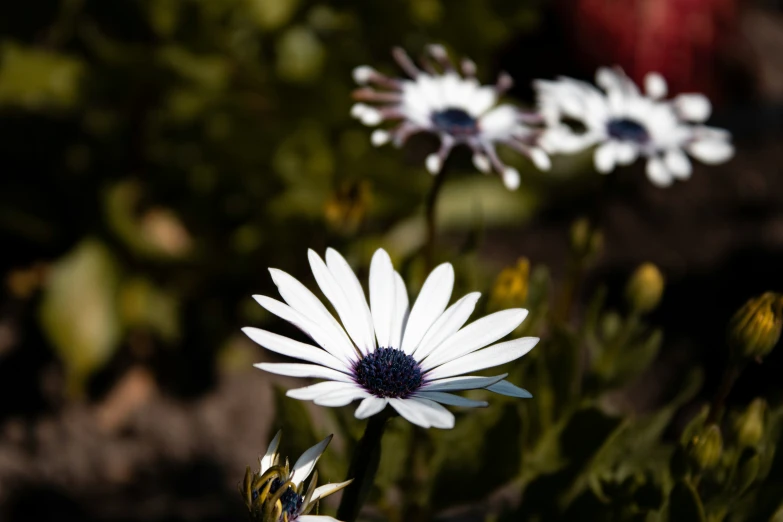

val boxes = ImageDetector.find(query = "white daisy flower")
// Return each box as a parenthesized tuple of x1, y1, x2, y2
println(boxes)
(241, 431, 352, 522)
(534, 66, 734, 187)
(244, 248, 537, 430)
(350, 44, 551, 190)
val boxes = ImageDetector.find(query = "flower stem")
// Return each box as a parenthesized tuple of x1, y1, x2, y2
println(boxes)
(706, 363, 743, 425)
(424, 168, 449, 271)
(336, 412, 390, 522)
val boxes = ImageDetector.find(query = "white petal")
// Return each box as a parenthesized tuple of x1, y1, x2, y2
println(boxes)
(479, 105, 517, 139)
(424, 337, 538, 381)
(389, 272, 409, 350)
(674, 94, 712, 122)
(325, 248, 376, 355)
(420, 373, 507, 392)
(645, 156, 673, 187)
(613, 142, 639, 166)
(287, 381, 358, 401)
(360, 107, 382, 126)
(530, 148, 552, 171)
(502, 167, 521, 190)
(413, 292, 480, 361)
(664, 149, 692, 179)
(369, 249, 396, 348)
(371, 129, 390, 146)
(243, 328, 350, 373)
(314, 386, 369, 407)
(254, 363, 354, 383)
(644, 73, 668, 100)
(260, 430, 281, 473)
(472, 153, 491, 173)
(400, 263, 455, 354)
(487, 380, 533, 398)
(421, 308, 528, 371)
(354, 397, 388, 419)
(594, 141, 618, 173)
(687, 139, 734, 164)
(466, 86, 497, 116)
(414, 391, 488, 408)
(291, 435, 333, 486)
(389, 398, 455, 429)
(299, 516, 341, 522)
(308, 250, 375, 356)
(253, 295, 357, 366)
(310, 480, 354, 503)
(352, 65, 376, 85)
(425, 153, 442, 174)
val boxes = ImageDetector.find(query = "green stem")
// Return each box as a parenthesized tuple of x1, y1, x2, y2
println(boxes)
(706, 363, 743, 425)
(336, 413, 390, 522)
(424, 168, 449, 271)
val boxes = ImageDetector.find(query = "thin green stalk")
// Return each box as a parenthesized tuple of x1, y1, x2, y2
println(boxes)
(424, 168, 449, 271)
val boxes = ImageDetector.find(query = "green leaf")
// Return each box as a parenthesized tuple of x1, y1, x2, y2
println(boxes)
(39, 239, 121, 396)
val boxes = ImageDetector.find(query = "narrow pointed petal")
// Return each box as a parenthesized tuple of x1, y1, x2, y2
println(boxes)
(253, 296, 357, 366)
(308, 249, 375, 355)
(420, 373, 507, 392)
(389, 272, 409, 350)
(354, 397, 388, 419)
(243, 327, 350, 373)
(413, 293, 481, 361)
(254, 363, 354, 383)
(370, 249, 396, 348)
(414, 391, 488, 408)
(487, 380, 533, 398)
(310, 480, 354, 503)
(421, 309, 528, 371)
(291, 435, 333, 487)
(287, 381, 358, 401)
(424, 337, 538, 381)
(325, 248, 376, 355)
(260, 430, 281, 473)
(401, 263, 455, 354)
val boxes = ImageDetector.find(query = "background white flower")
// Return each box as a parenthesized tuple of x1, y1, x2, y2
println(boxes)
(243, 431, 352, 522)
(351, 44, 551, 190)
(244, 248, 537, 429)
(535, 67, 734, 187)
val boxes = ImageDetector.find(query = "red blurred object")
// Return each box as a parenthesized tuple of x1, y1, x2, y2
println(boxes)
(565, 0, 739, 98)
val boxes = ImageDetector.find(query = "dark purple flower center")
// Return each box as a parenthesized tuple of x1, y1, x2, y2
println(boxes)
(354, 347, 423, 398)
(607, 118, 650, 144)
(432, 108, 478, 137)
(252, 478, 303, 517)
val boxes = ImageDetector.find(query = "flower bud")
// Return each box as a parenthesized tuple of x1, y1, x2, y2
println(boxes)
(570, 218, 603, 264)
(686, 424, 723, 471)
(727, 292, 783, 362)
(625, 263, 665, 313)
(734, 398, 766, 449)
(489, 258, 530, 310)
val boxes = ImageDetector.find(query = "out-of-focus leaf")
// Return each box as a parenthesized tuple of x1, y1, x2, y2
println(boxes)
(437, 176, 538, 230)
(248, 0, 300, 30)
(0, 43, 84, 109)
(159, 46, 230, 91)
(148, 0, 180, 37)
(276, 26, 325, 83)
(119, 277, 180, 341)
(40, 239, 121, 396)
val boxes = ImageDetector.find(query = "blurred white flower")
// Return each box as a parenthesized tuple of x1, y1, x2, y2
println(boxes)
(245, 248, 537, 429)
(535, 67, 734, 187)
(242, 431, 352, 522)
(351, 45, 550, 190)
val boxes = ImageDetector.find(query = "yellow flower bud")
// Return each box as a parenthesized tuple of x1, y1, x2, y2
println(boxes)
(687, 424, 723, 471)
(727, 292, 783, 362)
(324, 179, 371, 235)
(734, 398, 766, 449)
(625, 263, 665, 313)
(489, 258, 530, 310)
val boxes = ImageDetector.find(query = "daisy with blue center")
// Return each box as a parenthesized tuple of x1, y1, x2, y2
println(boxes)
(244, 248, 537, 429)
(535, 67, 734, 187)
(351, 45, 551, 190)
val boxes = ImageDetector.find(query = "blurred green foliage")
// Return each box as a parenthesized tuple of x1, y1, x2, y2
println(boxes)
(2, 1, 782, 521)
